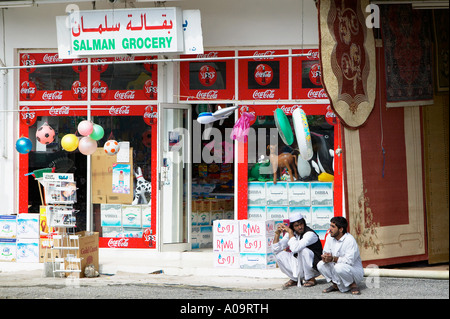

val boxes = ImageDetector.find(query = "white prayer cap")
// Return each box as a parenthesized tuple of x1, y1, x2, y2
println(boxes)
(289, 212, 304, 224)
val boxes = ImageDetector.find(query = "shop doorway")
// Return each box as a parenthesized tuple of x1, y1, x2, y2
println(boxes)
(158, 104, 192, 251)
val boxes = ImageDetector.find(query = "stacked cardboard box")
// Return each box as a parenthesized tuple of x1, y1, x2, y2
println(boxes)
(0, 215, 17, 262)
(213, 219, 276, 269)
(16, 214, 40, 263)
(100, 204, 151, 238)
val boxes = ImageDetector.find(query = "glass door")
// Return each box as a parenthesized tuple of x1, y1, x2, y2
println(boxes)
(157, 103, 192, 251)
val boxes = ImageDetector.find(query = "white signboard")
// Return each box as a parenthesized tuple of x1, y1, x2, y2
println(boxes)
(68, 7, 184, 56)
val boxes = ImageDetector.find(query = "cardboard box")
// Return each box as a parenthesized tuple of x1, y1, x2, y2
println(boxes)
(266, 182, 288, 206)
(239, 220, 275, 237)
(248, 182, 266, 206)
(213, 235, 240, 253)
(213, 219, 239, 238)
(240, 235, 274, 254)
(288, 182, 311, 206)
(266, 206, 289, 221)
(197, 212, 211, 226)
(213, 252, 240, 268)
(310, 182, 333, 206)
(102, 226, 123, 238)
(17, 214, 40, 239)
(289, 206, 312, 226)
(223, 210, 234, 219)
(91, 148, 133, 204)
(76, 231, 99, 278)
(247, 206, 266, 220)
(0, 238, 16, 262)
(311, 206, 334, 240)
(210, 210, 223, 224)
(198, 226, 213, 248)
(16, 238, 39, 263)
(141, 205, 152, 228)
(0, 215, 17, 239)
(239, 253, 276, 269)
(100, 204, 122, 227)
(121, 205, 142, 228)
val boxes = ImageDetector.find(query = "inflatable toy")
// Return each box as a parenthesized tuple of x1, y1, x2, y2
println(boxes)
(61, 134, 79, 152)
(104, 140, 120, 156)
(89, 124, 104, 141)
(36, 123, 55, 145)
(16, 137, 32, 154)
(274, 108, 294, 146)
(292, 107, 313, 161)
(230, 112, 255, 143)
(77, 120, 94, 136)
(78, 136, 97, 155)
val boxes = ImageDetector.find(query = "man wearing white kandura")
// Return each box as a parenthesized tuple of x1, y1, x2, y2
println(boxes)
(272, 212, 323, 288)
(318, 216, 364, 295)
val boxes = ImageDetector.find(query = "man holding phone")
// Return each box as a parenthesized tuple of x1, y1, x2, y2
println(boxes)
(272, 212, 323, 288)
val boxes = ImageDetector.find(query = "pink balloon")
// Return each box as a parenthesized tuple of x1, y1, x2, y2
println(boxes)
(230, 112, 255, 143)
(78, 136, 97, 155)
(78, 120, 94, 136)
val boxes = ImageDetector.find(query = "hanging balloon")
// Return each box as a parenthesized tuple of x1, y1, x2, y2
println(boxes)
(36, 122, 55, 145)
(15, 137, 32, 154)
(274, 108, 294, 146)
(61, 134, 79, 152)
(77, 120, 94, 136)
(89, 124, 104, 141)
(104, 140, 120, 156)
(78, 136, 97, 155)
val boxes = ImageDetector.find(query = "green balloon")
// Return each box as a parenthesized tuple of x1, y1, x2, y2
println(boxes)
(90, 124, 104, 141)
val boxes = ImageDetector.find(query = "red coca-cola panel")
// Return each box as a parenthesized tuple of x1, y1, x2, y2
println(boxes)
(179, 51, 235, 101)
(19, 53, 88, 102)
(90, 56, 158, 101)
(238, 50, 289, 100)
(292, 49, 328, 100)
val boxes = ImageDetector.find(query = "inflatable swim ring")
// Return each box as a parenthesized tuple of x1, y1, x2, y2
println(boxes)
(292, 107, 313, 161)
(274, 108, 294, 146)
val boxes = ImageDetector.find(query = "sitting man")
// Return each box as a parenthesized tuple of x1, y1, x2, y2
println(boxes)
(318, 216, 364, 295)
(272, 212, 323, 288)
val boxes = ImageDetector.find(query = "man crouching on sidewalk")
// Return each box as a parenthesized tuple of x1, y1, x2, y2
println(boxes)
(272, 212, 323, 288)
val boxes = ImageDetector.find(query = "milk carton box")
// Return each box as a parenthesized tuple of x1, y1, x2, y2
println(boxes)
(0, 215, 17, 238)
(101, 204, 122, 227)
(121, 205, 142, 228)
(16, 238, 39, 263)
(248, 182, 266, 206)
(266, 206, 289, 221)
(213, 220, 239, 238)
(213, 236, 240, 253)
(240, 235, 274, 254)
(310, 182, 333, 206)
(266, 182, 288, 206)
(288, 182, 311, 206)
(0, 239, 16, 262)
(17, 214, 40, 239)
(312, 206, 334, 239)
(239, 253, 276, 269)
(289, 206, 312, 226)
(239, 220, 275, 237)
(247, 206, 266, 220)
(214, 252, 240, 268)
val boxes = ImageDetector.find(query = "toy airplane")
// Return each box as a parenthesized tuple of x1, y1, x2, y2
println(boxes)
(196, 105, 239, 125)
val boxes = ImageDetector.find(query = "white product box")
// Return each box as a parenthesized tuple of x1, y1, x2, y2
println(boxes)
(239, 220, 275, 237)
(16, 238, 39, 263)
(310, 182, 333, 206)
(141, 205, 152, 228)
(198, 226, 213, 248)
(16, 214, 40, 239)
(240, 235, 274, 254)
(213, 235, 240, 253)
(197, 212, 211, 226)
(101, 204, 122, 227)
(289, 206, 312, 226)
(191, 212, 198, 226)
(0, 238, 17, 262)
(248, 182, 266, 206)
(210, 211, 223, 224)
(266, 182, 288, 206)
(0, 215, 17, 238)
(247, 206, 266, 220)
(266, 206, 289, 221)
(121, 205, 142, 228)
(101, 226, 123, 238)
(288, 182, 311, 206)
(223, 210, 234, 219)
(239, 253, 276, 269)
(312, 206, 334, 239)
(122, 227, 143, 238)
(213, 220, 239, 238)
(213, 252, 240, 268)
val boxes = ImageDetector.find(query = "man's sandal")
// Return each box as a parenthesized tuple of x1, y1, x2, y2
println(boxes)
(283, 279, 298, 288)
(303, 278, 316, 287)
(350, 286, 361, 295)
(322, 284, 339, 293)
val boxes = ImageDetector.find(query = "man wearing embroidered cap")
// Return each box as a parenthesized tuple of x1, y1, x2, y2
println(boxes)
(272, 212, 323, 288)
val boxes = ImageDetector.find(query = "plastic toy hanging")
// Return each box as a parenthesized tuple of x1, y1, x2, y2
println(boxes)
(230, 112, 255, 143)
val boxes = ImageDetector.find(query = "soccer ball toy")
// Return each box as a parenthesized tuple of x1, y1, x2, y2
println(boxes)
(36, 123, 55, 145)
(104, 140, 120, 156)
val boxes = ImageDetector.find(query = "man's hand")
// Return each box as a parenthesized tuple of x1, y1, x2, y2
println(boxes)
(321, 252, 333, 263)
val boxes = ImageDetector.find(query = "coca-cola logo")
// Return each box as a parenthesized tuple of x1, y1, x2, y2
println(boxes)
(280, 105, 299, 115)
(71, 81, 87, 100)
(309, 63, 322, 86)
(20, 107, 37, 126)
(252, 89, 275, 99)
(199, 65, 217, 87)
(197, 52, 219, 59)
(306, 49, 320, 60)
(109, 105, 130, 115)
(92, 58, 108, 73)
(254, 64, 273, 86)
(21, 54, 36, 73)
(325, 105, 337, 125)
(143, 105, 157, 125)
(143, 56, 157, 72)
(49, 106, 70, 116)
(307, 88, 328, 99)
(20, 81, 36, 100)
(92, 80, 108, 99)
(239, 106, 257, 126)
(72, 58, 88, 73)
(252, 50, 276, 60)
(144, 79, 157, 99)
(196, 90, 218, 100)
(114, 91, 135, 100)
(42, 91, 63, 100)
(107, 238, 129, 248)
(43, 53, 62, 64)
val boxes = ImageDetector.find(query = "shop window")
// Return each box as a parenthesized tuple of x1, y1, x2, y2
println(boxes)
(28, 66, 79, 92)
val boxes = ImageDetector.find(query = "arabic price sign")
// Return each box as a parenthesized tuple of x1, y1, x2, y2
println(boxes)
(69, 7, 184, 55)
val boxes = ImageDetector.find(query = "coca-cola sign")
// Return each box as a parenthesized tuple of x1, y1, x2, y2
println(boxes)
(49, 106, 70, 116)
(109, 105, 130, 115)
(42, 91, 63, 101)
(144, 80, 157, 99)
(307, 88, 328, 99)
(196, 90, 218, 100)
(71, 81, 87, 100)
(143, 105, 157, 125)
(292, 49, 328, 100)
(43, 53, 63, 64)
(107, 238, 129, 248)
(309, 63, 322, 86)
(199, 65, 217, 87)
(254, 64, 273, 86)
(114, 91, 136, 100)
(253, 89, 275, 99)
(20, 107, 37, 126)
(21, 54, 36, 73)
(20, 81, 36, 100)
(92, 80, 108, 100)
